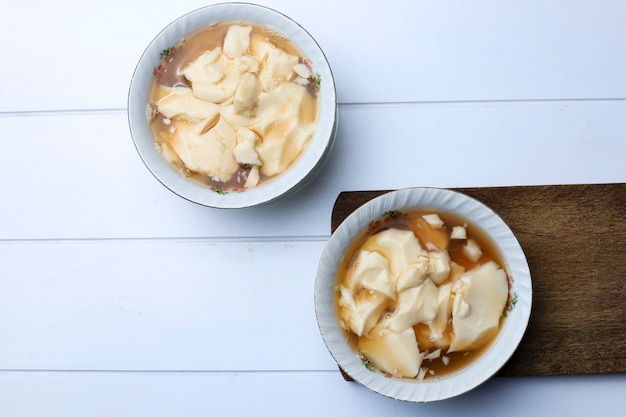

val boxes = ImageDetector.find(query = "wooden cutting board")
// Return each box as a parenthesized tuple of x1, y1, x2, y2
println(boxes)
(331, 183, 626, 377)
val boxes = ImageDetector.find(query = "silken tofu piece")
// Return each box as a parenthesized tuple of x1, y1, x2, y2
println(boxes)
(395, 255, 430, 292)
(427, 251, 451, 284)
(233, 73, 262, 117)
(450, 225, 467, 240)
(255, 136, 296, 177)
(233, 128, 262, 166)
(170, 117, 238, 182)
(360, 228, 424, 279)
(155, 86, 220, 123)
(359, 323, 424, 378)
(182, 48, 239, 103)
(244, 166, 260, 188)
(232, 55, 260, 76)
(447, 261, 466, 285)
(463, 238, 483, 263)
(252, 39, 299, 91)
(449, 261, 508, 352)
(344, 250, 395, 299)
(338, 286, 388, 337)
(253, 82, 316, 176)
(253, 82, 317, 133)
(219, 103, 254, 131)
(222, 25, 252, 58)
(382, 278, 438, 332)
(255, 122, 315, 177)
(428, 283, 453, 348)
(422, 213, 444, 229)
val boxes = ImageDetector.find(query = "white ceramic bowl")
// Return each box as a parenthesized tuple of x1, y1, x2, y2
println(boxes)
(128, 3, 337, 208)
(315, 187, 532, 402)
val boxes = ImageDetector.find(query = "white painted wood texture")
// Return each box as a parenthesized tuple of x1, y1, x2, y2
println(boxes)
(1, 0, 625, 112)
(2, 100, 624, 240)
(1, 0, 625, 415)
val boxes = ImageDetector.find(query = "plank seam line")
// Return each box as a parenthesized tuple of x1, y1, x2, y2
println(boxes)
(0, 369, 341, 375)
(1, 97, 625, 117)
(0, 235, 331, 245)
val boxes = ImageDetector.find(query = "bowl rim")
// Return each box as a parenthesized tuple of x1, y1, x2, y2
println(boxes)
(314, 187, 532, 402)
(127, 2, 337, 208)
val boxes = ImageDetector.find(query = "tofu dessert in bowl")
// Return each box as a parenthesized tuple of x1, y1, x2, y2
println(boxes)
(314, 187, 532, 402)
(128, 3, 337, 208)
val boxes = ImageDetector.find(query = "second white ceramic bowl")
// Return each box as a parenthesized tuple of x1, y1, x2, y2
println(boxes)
(315, 187, 532, 402)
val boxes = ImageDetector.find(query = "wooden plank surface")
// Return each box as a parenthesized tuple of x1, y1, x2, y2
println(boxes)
(331, 183, 626, 377)
(3, 1, 625, 112)
(2, 100, 624, 241)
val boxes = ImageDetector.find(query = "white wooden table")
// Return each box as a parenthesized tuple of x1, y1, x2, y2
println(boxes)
(1, 1, 625, 415)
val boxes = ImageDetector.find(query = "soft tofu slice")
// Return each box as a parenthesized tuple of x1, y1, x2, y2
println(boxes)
(345, 250, 395, 299)
(422, 213, 444, 229)
(449, 261, 508, 352)
(463, 238, 483, 263)
(358, 323, 423, 378)
(360, 228, 424, 278)
(257, 121, 316, 177)
(223, 25, 252, 58)
(253, 83, 316, 177)
(252, 39, 299, 91)
(219, 104, 254, 130)
(244, 165, 260, 188)
(428, 283, 453, 348)
(447, 261, 466, 284)
(255, 122, 315, 177)
(450, 226, 467, 240)
(338, 286, 387, 337)
(233, 128, 262, 166)
(155, 86, 220, 123)
(255, 136, 292, 177)
(395, 255, 430, 292)
(233, 73, 262, 117)
(170, 117, 238, 182)
(383, 278, 438, 332)
(285, 122, 316, 153)
(252, 82, 316, 137)
(232, 55, 260, 76)
(427, 251, 451, 284)
(183, 48, 239, 103)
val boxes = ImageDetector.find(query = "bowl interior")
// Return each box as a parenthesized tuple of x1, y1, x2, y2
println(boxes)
(315, 187, 532, 402)
(128, 3, 337, 208)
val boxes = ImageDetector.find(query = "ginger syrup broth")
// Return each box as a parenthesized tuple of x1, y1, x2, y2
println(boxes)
(334, 209, 514, 381)
(147, 22, 320, 192)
